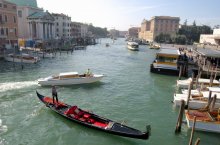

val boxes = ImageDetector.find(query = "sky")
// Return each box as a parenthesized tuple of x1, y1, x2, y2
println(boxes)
(37, 0, 220, 31)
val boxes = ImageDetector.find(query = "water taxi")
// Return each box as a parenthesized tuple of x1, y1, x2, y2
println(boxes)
(150, 49, 180, 75)
(127, 42, 139, 51)
(38, 72, 104, 86)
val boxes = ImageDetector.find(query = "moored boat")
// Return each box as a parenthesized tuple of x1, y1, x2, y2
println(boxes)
(150, 49, 180, 75)
(36, 91, 151, 140)
(127, 42, 139, 51)
(185, 109, 220, 133)
(4, 53, 39, 63)
(177, 77, 220, 89)
(173, 87, 220, 109)
(38, 72, 104, 86)
(149, 44, 160, 49)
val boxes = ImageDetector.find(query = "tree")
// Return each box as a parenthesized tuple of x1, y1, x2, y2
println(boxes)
(193, 20, 196, 26)
(183, 19, 188, 26)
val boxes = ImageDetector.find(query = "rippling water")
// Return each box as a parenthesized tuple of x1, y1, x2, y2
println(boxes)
(0, 38, 219, 145)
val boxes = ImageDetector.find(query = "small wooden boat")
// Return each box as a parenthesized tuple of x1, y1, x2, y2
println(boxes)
(36, 91, 151, 140)
(38, 72, 104, 86)
(185, 109, 220, 133)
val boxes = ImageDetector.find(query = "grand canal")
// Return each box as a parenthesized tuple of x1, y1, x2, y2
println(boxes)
(0, 38, 219, 145)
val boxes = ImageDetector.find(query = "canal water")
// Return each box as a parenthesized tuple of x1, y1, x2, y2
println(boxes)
(0, 38, 219, 145)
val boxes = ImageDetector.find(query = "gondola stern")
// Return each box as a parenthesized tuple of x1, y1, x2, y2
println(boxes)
(145, 125, 151, 138)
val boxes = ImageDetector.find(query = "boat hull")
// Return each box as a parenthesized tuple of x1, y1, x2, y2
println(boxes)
(150, 64, 179, 76)
(4, 55, 38, 63)
(38, 75, 104, 86)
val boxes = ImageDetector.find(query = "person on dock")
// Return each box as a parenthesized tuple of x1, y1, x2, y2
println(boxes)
(52, 85, 58, 105)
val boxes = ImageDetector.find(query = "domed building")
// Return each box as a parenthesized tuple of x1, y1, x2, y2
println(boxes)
(6, 0, 38, 7)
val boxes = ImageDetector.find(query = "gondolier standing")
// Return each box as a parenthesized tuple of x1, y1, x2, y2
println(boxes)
(52, 85, 58, 104)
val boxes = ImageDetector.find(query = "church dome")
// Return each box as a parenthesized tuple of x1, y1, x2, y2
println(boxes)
(6, 0, 38, 8)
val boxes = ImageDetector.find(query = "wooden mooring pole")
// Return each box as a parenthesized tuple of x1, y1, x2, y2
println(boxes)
(194, 138, 200, 145)
(178, 65, 183, 80)
(175, 100, 185, 133)
(189, 116, 197, 145)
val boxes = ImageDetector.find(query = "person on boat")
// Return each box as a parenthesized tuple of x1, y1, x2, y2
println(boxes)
(85, 69, 92, 77)
(52, 85, 58, 105)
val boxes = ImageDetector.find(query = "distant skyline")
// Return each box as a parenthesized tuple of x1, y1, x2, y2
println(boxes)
(37, 0, 220, 31)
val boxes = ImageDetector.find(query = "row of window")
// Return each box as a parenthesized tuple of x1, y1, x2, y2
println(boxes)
(56, 28, 71, 32)
(155, 19, 179, 24)
(0, 14, 16, 23)
(56, 22, 71, 27)
(55, 17, 71, 21)
(0, 3, 16, 10)
(0, 27, 17, 36)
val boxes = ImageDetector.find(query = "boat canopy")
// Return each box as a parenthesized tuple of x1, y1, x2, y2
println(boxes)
(59, 72, 78, 76)
(156, 49, 180, 58)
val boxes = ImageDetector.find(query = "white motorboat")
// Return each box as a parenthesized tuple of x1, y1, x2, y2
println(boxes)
(38, 72, 104, 86)
(173, 87, 220, 109)
(127, 42, 139, 51)
(185, 109, 220, 133)
(177, 77, 220, 89)
(4, 53, 39, 63)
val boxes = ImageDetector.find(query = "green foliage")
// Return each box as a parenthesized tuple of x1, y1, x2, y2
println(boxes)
(88, 24, 109, 38)
(155, 33, 172, 43)
(178, 25, 212, 43)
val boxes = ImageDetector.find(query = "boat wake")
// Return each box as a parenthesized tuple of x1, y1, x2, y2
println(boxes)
(0, 81, 37, 93)
(0, 119, 7, 134)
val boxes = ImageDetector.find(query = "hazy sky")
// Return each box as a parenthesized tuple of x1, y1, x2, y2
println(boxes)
(37, 0, 220, 31)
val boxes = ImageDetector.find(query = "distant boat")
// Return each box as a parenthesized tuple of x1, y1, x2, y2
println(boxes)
(105, 43, 110, 47)
(127, 42, 139, 51)
(31, 51, 54, 58)
(4, 53, 39, 63)
(38, 72, 104, 86)
(149, 44, 160, 49)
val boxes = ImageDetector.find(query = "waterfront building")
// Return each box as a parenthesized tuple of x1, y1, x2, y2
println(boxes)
(0, 0, 18, 53)
(80, 23, 88, 38)
(200, 29, 220, 46)
(17, 6, 44, 40)
(27, 11, 55, 40)
(52, 13, 71, 39)
(139, 16, 180, 42)
(70, 22, 81, 39)
(109, 29, 119, 38)
(128, 27, 139, 38)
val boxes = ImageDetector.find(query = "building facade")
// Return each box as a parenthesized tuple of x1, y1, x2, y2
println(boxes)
(128, 27, 139, 38)
(80, 23, 88, 38)
(0, 0, 18, 51)
(200, 29, 220, 45)
(27, 11, 55, 40)
(17, 6, 43, 39)
(139, 16, 180, 42)
(70, 22, 81, 38)
(52, 13, 71, 39)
